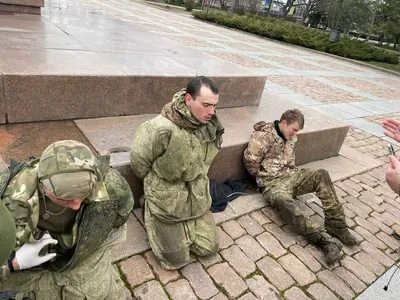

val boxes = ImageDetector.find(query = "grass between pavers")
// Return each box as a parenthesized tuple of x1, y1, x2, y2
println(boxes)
(116, 263, 134, 297)
(192, 11, 399, 65)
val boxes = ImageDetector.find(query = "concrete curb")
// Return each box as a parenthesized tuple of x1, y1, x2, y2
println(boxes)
(191, 15, 400, 78)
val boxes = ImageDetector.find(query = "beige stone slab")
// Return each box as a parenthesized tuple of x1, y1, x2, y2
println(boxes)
(125, 76, 265, 115)
(0, 49, 125, 75)
(0, 75, 5, 124)
(0, 155, 7, 171)
(0, 3, 40, 14)
(100, 53, 197, 76)
(0, 0, 44, 7)
(172, 56, 257, 76)
(4, 74, 128, 123)
(301, 146, 382, 182)
(0, 31, 89, 51)
(0, 15, 61, 33)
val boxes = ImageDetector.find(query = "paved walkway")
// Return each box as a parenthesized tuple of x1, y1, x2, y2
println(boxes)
(39, 0, 400, 142)
(2, 0, 400, 299)
(44, 1, 400, 299)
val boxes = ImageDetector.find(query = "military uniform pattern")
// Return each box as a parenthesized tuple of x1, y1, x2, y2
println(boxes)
(131, 91, 223, 269)
(243, 122, 297, 187)
(244, 121, 346, 239)
(0, 140, 134, 299)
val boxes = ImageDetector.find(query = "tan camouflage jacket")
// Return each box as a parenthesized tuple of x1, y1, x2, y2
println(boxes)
(243, 121, 297, 186)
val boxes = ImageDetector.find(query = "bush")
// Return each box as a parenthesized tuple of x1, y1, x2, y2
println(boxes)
(184, 0, 193, 11)
(192, 11, 400, 64)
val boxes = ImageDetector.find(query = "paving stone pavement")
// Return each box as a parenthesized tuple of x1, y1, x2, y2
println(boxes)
(116, 148, 400, 300)
(3, 0, 400, 299)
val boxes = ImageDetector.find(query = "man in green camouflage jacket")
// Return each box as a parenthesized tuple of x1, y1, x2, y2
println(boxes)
(0, 140, 134, 299)
(243, 109, 358, 265)
(130, 76, 224, 270)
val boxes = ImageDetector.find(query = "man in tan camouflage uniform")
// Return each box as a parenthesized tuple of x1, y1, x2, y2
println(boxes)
(131, 76, 223, 270)
(243, 109, 358, 264)
(0, 140, 134, 299)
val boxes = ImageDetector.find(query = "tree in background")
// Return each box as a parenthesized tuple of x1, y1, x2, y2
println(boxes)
(376, 0, 400, 49)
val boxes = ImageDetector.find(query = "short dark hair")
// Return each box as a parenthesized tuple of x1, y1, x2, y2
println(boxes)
(186, 76, 219, 100)
(280, 109, 305, 129)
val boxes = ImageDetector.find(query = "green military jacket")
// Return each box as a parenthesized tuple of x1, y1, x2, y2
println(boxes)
(0, 157, 134, 273)
(130, 115, 219, 224)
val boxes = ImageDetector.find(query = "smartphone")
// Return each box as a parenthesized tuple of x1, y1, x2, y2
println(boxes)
(388, 143, 395, 156)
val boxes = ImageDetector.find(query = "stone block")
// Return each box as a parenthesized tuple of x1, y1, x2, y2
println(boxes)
(220, 245, 256, 277)
(360, 241, 395, 268)
(0, 120, 95, 163)
(0, 3, 40, 13)
(217, 226, 234, 250)
(221, 220, 246, 240)
(333, 267, 366, 294)
(165, 279, 197, 300)
(210, 76, 265, 108)
(144, 251, 180, 285)
(264, 223, 296, 248)
(246, 275, 281, 300)
(340, 256, 376, 284)
(353, 251, 385, 276)
(0, 0, 44, 7)
(235, 235, 267, 262)
(250, 210, 271, 225)
(207, 263, 248, 299)
(278, 254, 317, 286)
(284, 287, 312, 300)
(0, 76, 5, 124)
(294, 125, 348, 165)
(307, 283, 339, 300)
(237, 215, 264, 236)
(133, 281, 169, 300)
(256, 232, 286, 259)
(181, 263, 219, 300)
(290, 245, 322, 273)
(4, 75, 128, 123)
(256, 256, 295, 290)
(112, 214, 150, 262)
(119, 255, 154, 288)
(317, 270, 355, 300)
(125, 76, 265, 116)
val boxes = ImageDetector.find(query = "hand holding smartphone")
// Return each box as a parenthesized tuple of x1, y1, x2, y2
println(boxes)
(388, 143, 395, 156)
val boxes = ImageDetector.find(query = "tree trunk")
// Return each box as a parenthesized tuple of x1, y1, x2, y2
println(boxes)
(393, 36, 400, 50)
(301, 0, 312, 24)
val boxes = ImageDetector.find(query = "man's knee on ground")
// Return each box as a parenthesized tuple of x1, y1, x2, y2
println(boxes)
(156, 246, 191, 270)
(190, 239, 219, 257)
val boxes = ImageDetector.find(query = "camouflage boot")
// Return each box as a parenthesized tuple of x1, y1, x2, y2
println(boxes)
(308, 232, 343, 265)
(325, 220, 359, 246)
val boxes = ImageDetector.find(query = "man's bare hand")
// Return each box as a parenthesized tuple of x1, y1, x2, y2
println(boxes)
(386, 156, 400, 194)
(382, 119, 400, 143)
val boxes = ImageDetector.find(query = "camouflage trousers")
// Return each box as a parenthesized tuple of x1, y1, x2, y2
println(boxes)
(0, 226, 127, 300)
(262, 168, 346, 237)
(145, 204, 219, 270)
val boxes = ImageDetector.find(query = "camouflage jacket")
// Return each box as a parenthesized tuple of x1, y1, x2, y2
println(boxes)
(243, 121, 297, 186)
(0, 157, 134, 275)
(130, 115, 220, 224)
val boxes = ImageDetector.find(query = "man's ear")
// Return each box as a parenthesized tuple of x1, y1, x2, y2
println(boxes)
(185, 93, 192, 107)
(281, 120, 287, 127)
